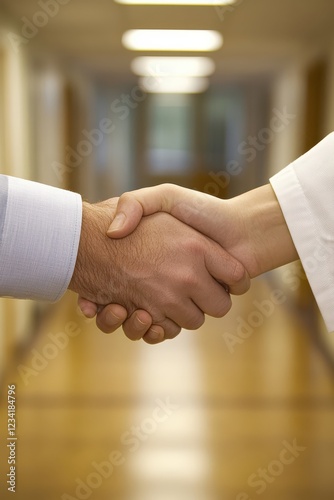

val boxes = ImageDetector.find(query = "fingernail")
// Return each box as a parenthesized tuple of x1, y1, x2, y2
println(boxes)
(147, 329, 161, 341)
(108, 213, 126, 233)
(106, 310, 122, 323)
(135, 316, 148, 329)
(80, 306, 95, 318)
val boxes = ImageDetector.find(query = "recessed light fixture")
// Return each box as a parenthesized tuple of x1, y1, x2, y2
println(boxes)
(139, 75, 209, 93)
(116, 0, 235, 4)
(131, 56, 215, 77)
(122, 29, 223, 51)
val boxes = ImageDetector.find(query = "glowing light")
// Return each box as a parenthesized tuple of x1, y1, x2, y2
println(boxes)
(139, 75, 209, 93)
(116, 0, 236, 4)
(131, 56, 215, 77)
(122, 29, 223, 52)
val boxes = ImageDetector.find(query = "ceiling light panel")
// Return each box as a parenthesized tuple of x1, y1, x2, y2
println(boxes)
(116, 0, 236, 4)
(139, 75, 210, 93)
(122, 30, 223, 51)
(131, 56, 215, 77)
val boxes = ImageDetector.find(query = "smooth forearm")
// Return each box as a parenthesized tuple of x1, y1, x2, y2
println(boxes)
(226, 184, 299, 278)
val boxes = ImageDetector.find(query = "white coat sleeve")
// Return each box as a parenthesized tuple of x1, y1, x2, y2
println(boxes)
(270, 132, 334, 332)
(0, 175, 82, 301)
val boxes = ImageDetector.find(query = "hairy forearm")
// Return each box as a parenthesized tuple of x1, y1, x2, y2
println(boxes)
(69, 202, 121, 303)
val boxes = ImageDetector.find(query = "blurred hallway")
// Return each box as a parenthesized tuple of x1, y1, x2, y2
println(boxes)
(1, 276, 334, 500)
(2, 0, 334, 498)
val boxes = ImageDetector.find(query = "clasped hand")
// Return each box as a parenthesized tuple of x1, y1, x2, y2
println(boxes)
(73, 186, 251, 344)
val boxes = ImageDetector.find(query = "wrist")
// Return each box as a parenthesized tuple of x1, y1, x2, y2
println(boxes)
(69, 202, 114, 302)
(227, 184, 298, 278)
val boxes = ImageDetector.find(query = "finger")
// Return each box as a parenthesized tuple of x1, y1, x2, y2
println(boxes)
(107, 184, 178, 238)
(204, 240, 251, 296)
(95, 304, 128, 334)
(142, 326, 166, 345)
(191, 274, 232, 319)
(122, 310, 154, 341)
(154, 318, 181, 340)
(143, 320, 182, 345)
(162, 298, 205, 331)
(78, 297, 98, 318)
(123, 314, 180, 343)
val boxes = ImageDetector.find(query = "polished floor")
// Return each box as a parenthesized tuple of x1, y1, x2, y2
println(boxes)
(1, 276, 334, 500)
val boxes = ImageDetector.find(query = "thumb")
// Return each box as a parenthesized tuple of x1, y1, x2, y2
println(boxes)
(78, 297, 98, 318)
(204, 244, 251, 296)
(106, 183, 218, 239)
(107, 195, 144, 238)
(106, 184, 177, 238)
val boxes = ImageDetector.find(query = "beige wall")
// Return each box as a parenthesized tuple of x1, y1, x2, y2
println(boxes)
(324, 38, 334, 134)
(0, 10, 53, 376)
(0, 8, 104, 377)
(267, 65, 306, 178)
(266, 40, 334, 339)
(267, 40, 334, 178)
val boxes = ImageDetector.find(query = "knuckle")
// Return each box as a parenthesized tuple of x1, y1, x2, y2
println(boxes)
(96, 317, 115, 334)
(168, 328, 182, 339)
(184, 236, 202, 255)
(184, 313, 205, 331)
(162, 183, 175, 193)
(120, 190, 131, 199)
(230, 260, 248, 286)
(214, 295, 232, 318)
(179, 266, 201, 289)
(163, 325, 181, 340)
(118, 191, 133, 204)
(123, 323, 142, 341)
(212, 295, 232, 318)
(182, 273, 198, 289)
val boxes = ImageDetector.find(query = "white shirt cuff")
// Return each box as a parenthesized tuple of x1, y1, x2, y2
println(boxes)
(270, 133, 334, 332)
(0, 176, 82, 301)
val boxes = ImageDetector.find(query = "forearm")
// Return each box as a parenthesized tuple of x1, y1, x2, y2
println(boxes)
(69, 202, 101, 299)
(226, 184, 298, 278)
(69, 201, 121, 304)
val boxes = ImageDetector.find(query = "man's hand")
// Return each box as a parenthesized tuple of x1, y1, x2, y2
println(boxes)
(71, 197, 250, 340)
(78, 297, 166, 344)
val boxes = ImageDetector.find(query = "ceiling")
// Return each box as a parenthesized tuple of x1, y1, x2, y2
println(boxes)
(1, 0, 334, 83)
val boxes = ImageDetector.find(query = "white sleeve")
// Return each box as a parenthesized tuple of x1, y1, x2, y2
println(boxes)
(0, 175, 82, 301)
(270, 132, 334, 332)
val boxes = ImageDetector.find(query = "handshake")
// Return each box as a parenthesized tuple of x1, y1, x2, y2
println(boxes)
(70, 183, 297, 344)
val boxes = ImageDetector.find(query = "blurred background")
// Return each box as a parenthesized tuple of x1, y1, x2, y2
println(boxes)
(1, 0, 334, 498)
